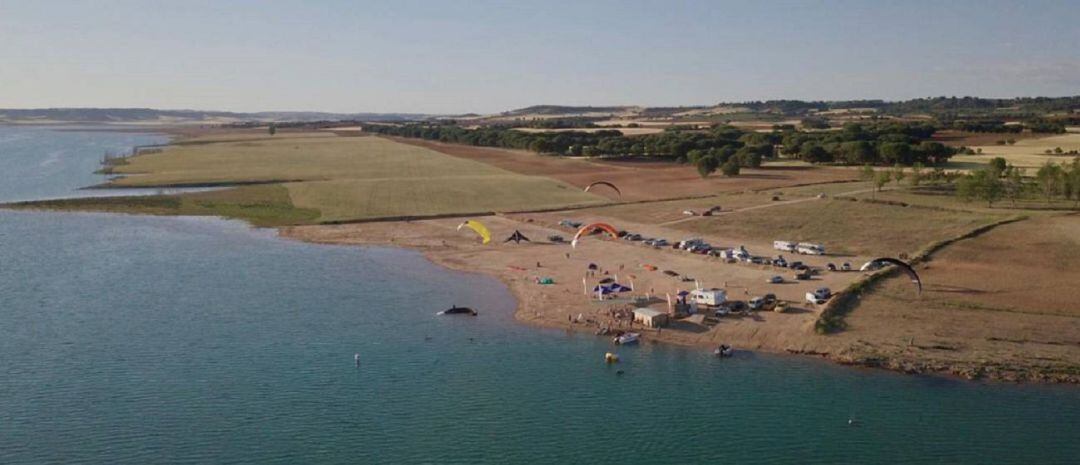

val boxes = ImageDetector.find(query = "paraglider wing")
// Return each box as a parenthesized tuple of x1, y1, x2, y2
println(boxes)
(866, 257, 922, 294)
(457, 220, 491, 244)
(504, 230, 531, 244)
(571, 222, 619, 248)
(584, 181, 622, 197)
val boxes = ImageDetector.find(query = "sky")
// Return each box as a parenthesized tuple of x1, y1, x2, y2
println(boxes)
(1, 0, 1077, 114)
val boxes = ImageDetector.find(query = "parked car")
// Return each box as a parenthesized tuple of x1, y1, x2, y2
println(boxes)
(768, 275, 784, 284)
(682, 210, 696, 216)
(654, 239, 669, 247)
(806, 292, 828, 306)
(841, 262, 852, 271)
(750, 256, 768, 265)
(815, 287, 831, 297)
(548, 235, 565, 243)
(616, 230, 628, 238)
(751, 294, 778, 311)
(773, 257, 788, 268)
(559, 219, 582, 228)
(794, 271, 811, 280)
(826, 263, 837, 271)
(789, 261, 804, 269)
(773, 301, 789, 313)
(727, 300, 747, 312)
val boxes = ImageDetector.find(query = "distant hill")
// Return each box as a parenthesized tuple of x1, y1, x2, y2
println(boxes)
(0, 108, 431, 124)
(488, 97, 1080, 122)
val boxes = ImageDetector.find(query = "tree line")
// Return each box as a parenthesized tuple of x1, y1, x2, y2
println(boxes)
(362, 121, 954, 172)
(956, 157, 1080, 207)
(778, 122, 957, 166)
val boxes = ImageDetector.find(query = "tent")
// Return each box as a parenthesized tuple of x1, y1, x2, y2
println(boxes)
(504, 230, 531, 244)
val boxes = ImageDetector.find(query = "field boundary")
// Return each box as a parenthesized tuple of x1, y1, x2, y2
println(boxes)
(814, 214, 1029, 334)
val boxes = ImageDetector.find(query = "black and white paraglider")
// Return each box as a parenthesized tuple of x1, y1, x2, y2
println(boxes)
(861, 257, 922, 295)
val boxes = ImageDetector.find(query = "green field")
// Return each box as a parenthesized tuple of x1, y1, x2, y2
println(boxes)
(34, 134, 607, 224)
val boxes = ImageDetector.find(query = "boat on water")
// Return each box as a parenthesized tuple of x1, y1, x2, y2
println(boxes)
(438, 305, 478, 316)
(614, 332, 640, 345)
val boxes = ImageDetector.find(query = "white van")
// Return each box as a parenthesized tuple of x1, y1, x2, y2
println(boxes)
(773, 241, 796, 252)
(796, 243, 825, 255)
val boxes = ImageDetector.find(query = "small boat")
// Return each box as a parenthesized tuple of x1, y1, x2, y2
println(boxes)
(614, 332, 640, 345)
(439, 305, 478, 316)
(714, 344, 734, 358)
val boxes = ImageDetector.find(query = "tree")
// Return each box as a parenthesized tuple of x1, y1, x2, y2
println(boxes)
(694, 154, 720, 178)
(988, 157, 1007, 177)
(720, 159, 741, 177)
(268, 124, 277, 136)
(873, 170, 891, 193)
(1035, 161, 1065, 202)
(859, 165, 875, 183)
(879, 142, 913, 165)
(909, 162, 924, 186)
(956, 168, 1003, 207)
(890, 164, 905, 185)
(1003, 165, 1025, 205)
(1065, 157, 1080, 207)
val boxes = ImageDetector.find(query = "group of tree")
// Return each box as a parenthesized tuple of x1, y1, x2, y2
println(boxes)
(779, 122, 956, 166)
(957, 156, 1080, 207)
(940, 118, 1066, 134)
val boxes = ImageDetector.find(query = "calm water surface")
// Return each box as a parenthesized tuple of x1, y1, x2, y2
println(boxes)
(0, 126, 1077, 464)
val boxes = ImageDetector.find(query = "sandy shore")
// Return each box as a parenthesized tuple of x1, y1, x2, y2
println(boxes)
(279, 213, 1079, 384)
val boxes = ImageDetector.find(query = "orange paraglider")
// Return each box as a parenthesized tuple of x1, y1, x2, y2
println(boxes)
(571, 223, 619, 248)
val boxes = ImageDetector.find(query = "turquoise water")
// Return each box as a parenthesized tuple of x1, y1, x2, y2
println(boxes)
(0, 127, 1077, 464)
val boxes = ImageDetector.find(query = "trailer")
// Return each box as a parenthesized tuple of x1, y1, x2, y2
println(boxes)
(690, 288, 727, 307)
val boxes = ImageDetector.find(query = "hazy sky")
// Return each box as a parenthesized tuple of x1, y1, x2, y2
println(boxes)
(1, 0, 1077, 114)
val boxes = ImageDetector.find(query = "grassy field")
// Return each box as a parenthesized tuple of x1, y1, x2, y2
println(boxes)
(6, 185, 320, 227)
(287, 175, 606, 222)
(110, 134, 530, 187)
(944, 133, 1080, 171)
(12, 134, 608, 225)
(669, 199, 1004, 256)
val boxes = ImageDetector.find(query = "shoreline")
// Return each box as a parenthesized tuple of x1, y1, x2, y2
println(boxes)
(278, 216, 1079, 384)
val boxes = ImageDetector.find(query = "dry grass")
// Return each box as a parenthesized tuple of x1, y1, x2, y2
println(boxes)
(669, 199, 1004, 256)
(947, 133, 1080, 171)
(98, 134, 607, 222)
(287, 175, 605, 222)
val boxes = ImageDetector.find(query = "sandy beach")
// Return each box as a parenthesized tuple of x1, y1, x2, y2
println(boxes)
(281, 212, 1080, 383)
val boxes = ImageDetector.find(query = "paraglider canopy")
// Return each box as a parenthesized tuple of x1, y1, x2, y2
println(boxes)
(862, 257, 922, 294)
(571, 222, 619, 248)
(457, 220, 491, 244)
(504, 230, 531, 244)
(584, 181, 622, 197)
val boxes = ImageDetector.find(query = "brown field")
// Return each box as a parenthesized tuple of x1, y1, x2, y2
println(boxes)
(826, 214, 1080, 380)
(393, 138, 858, 202)
(666, 199, 1004, 257)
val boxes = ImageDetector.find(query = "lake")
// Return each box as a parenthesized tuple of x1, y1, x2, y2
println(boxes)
(0, 126, 1076, 464)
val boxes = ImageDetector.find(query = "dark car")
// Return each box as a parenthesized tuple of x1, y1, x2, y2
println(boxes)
(826, 263, 837, 271)
(727, 300, 747, 312)
(794, 271, 811, 280)
(548, 235, 565, 243)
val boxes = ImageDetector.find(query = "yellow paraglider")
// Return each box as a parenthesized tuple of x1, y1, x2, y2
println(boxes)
(457, 220, 492, 244)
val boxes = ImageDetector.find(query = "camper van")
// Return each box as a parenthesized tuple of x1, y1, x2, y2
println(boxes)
(773, 241, 796, 252)
(796, 243, 825, 255)
(690, 288, 727, 307)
